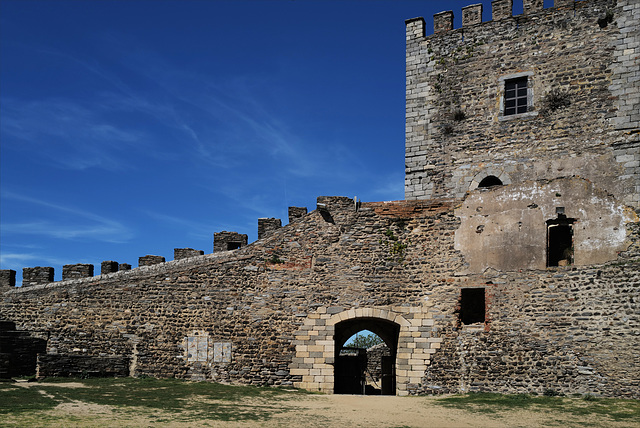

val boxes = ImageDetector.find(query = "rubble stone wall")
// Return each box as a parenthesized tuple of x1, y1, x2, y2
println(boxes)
(1, 197, 637, 396)
(37, 355, 130, 378)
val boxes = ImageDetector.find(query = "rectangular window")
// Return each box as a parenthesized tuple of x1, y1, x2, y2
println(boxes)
(459, 288, 485, 325)
(504, 77, 528, 116)
(546, 214, 576, 267)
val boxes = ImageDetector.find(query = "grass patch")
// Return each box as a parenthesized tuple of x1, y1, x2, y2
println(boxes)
(1, 377, 310, 424)
(435, 392, 640, 423)
(0, 383, 60, 414)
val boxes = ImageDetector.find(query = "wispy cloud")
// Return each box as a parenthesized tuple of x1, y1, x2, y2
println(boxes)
(368, 172, 405, 201)
(1, 192, 133, 243)
(105, 44, 356, 179)
(141, 211, 221, 241)
(1, 97, 146, 171)
(35, 46, 139, 100)
(0, 252, 69, 271)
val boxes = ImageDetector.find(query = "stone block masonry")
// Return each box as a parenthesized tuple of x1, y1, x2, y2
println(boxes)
(492, 0, 512, 21)
(462, 4, 482, 27)
(610, 0, 640, 131)
(258, 218, 282, 240)
(288, 206, 308, 223)
(213, 232, 248, 253)
(174, 248, 205, 260)
(523, 0, 544, 14)
(22, 266, 54, 287)
(424, 263, 640, 397)
(433, 11, 453, 33)
(101, 261, 119, 275)
(1, 195, 637, 397)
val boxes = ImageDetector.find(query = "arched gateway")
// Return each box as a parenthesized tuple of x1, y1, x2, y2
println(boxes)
(289, 306, 439, 396)
(334, 317, 399, 395)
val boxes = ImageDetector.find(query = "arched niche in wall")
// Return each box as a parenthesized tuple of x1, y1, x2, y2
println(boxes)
(478, 175, 503, 188)
(469, 170, 512, 191)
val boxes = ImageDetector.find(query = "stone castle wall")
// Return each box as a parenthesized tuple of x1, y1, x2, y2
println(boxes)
(1, 196, 638, 396)
(424, 262, 639, 397)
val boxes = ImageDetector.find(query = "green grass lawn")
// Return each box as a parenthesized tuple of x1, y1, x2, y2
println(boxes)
(0, 377, 310, 426)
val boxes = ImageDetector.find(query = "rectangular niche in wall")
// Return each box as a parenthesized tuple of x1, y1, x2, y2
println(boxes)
(213, 342, 232, 363)
(459, 288, 486, 325)
(187, 336, 209, 362)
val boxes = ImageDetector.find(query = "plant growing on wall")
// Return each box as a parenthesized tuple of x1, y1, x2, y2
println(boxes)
(379, 227, 410, 263)
(442, 124, 454, 135)
(453, 109, 466, 121)
(540, 88, 571, 116)
(266, 254, 284, 264)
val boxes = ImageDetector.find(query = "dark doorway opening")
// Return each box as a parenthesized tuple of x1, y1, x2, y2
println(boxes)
(334, 318, 399, 395)
(547, 214, 576, 267)
(459, 288, 485, 325)
(335, 347, 368, 394)
(478, 176, 503, 188)
(0, 321, 47, 378)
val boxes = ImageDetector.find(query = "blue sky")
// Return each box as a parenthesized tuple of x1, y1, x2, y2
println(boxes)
(1, 0, 549, 285)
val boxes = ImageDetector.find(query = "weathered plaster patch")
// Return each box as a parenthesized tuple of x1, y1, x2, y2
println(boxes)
(455, 177, 634, 273)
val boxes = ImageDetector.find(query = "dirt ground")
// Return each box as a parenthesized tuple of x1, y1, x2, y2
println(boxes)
(257, 394, 636, 428)
(4, 382, 637, 428)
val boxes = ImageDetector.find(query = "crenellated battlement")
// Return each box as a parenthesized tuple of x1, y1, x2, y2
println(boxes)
(407, 0, 601, 40)
(1, 205, 311, 289)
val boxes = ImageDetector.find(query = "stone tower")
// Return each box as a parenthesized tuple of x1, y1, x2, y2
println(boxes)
(405, 0, 639, 211)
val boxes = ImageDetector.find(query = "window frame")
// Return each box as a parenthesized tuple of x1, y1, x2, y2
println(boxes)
(504, 77, 529, 116)
(498, 71, 537, 121)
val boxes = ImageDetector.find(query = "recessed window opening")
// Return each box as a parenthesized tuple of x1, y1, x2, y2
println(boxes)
(504, 77, 528, 116)
(459, 288, 485, 325)
(547, 214, 576, 267)
(478, 176, 503, 188)
(227, 242, 242, 250)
